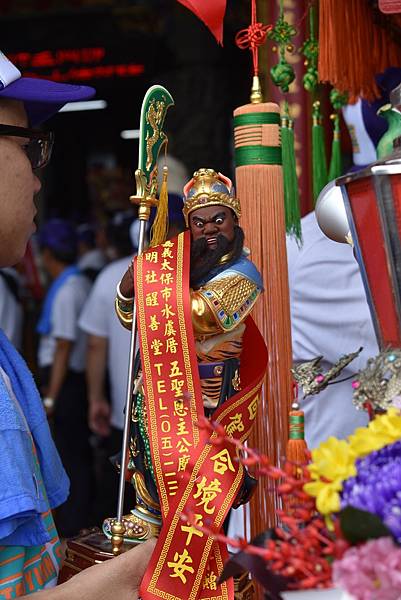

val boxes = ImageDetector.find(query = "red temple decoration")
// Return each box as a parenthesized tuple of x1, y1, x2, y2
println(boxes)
(338, 150, 401, 349)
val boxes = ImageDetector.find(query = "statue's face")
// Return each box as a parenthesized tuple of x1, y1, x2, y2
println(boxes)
(189, 204, 236, 250)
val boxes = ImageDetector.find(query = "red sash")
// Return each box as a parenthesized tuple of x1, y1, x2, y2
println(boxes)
(134, 231, 267, 600)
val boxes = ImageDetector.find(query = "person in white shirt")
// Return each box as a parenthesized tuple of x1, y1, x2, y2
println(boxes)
(37, 219, 94, 537)
(76, 222, 107, 282)
(286, 211, 379, 448)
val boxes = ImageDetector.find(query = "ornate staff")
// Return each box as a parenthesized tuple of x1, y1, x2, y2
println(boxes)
(111, 85, 174, 555)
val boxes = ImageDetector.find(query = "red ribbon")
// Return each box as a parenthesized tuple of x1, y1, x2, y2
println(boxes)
(235, 0, 271, 76)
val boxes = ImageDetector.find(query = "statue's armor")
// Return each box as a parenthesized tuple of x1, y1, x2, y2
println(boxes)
(104, 167, 263, 543)
(104, 252, 262, 542)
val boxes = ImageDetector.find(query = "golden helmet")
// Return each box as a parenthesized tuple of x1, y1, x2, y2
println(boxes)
(182, 168, 241, 226)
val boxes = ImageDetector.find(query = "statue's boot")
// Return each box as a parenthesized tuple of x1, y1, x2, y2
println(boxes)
(103, 508, 161, 543)
(103, 473, 161, 544)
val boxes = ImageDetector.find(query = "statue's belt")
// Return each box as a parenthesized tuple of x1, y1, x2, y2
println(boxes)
(198, 360, 225, 379)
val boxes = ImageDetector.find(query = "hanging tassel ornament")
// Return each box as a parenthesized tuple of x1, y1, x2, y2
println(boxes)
(300, 6, 319, 95)
(267, 1, 296, 94)
(149, 165, 169, 247)
(267, 0, 301, 242)
(281, 103, 302, 244)
(234, 0, 294, 535)
(312, 100, 328, 204)
(328, 113, 341, 181)
(300, 6, 327, 204)
(285, 383, 308, 474)
(328, 89, 348, 181)
(284, 383, 309, 518)
(318, 0, 401, 101)
(235, 0, 271, 104)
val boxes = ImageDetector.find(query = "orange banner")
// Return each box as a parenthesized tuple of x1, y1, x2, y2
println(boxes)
(134, 231, 267, 600)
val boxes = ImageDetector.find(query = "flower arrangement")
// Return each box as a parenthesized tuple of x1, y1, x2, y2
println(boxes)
(189, 409, 401, 600)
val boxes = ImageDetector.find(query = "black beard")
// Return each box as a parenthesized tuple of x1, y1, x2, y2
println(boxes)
(190, 226, 244, 288)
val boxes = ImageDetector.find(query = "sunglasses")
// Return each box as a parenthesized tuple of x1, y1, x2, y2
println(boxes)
(0, 124, 54, 170)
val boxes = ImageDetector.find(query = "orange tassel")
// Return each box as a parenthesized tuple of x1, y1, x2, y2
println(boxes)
(318, 0, 401, 101)
(234, 102, 293, 537)
(286, 409, 308, 470)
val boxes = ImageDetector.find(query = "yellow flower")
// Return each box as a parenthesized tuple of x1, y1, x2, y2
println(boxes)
(304, 479, 342, 514)
(308, 437, 356, 482)
(349, 408, 401, 458)
(304, 437, 357, 515)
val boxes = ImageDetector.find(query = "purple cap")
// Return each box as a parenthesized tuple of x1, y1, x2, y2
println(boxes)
(38, 219, 78, 255)
(0, 50, 95, 126)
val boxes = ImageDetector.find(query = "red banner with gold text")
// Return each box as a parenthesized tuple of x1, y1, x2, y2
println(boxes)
(134, 231, 267, 600)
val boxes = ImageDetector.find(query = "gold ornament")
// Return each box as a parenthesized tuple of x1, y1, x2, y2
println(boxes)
(352, 349, 401, 412)
(292, 348, 362, 397)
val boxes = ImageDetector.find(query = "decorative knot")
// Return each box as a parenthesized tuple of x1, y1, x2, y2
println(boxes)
(235, 23, 271, 51)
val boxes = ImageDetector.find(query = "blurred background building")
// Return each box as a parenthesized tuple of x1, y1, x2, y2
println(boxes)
(1, 0, 252, 222)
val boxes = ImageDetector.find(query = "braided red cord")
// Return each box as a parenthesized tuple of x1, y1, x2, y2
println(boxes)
(235, 0, 271, 76)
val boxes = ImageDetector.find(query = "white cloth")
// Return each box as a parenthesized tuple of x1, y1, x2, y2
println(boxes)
(287, 211, 378, 449)
(78, 256, 133, 430)
(77, 248, 106, 273)
(342, 99, 377, 167)
(0, 269, 23, 350)
(38, 274, 91, 372)
(0, 51, 21, 88)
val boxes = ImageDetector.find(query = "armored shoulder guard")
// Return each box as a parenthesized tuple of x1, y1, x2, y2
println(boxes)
(197, 273, 261, 332)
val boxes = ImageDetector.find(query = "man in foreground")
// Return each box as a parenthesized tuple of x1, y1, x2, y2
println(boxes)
(0, 50, 153, 597)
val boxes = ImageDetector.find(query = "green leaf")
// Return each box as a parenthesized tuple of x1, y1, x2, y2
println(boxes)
(340, 506, 393, 544)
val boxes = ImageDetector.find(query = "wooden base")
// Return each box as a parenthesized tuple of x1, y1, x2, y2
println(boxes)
(59, 528, 255, 599)
(58, 528, 128, 583)
(234, 571, 255, 600)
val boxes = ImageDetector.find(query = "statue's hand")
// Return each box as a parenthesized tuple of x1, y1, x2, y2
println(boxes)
(119, 263, 134, 300)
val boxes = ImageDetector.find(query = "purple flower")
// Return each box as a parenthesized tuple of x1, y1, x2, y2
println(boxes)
(341, 440, 401, 541)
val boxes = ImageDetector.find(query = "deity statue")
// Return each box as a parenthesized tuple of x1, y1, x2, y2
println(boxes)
(103, 168, 267, 598)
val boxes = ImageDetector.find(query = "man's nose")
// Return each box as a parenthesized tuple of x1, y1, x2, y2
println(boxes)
(33, 173, 42, 194)
(204, 221, 218, 234)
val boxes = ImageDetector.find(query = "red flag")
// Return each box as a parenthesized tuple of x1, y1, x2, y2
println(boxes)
(177, 0, 227, 45)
